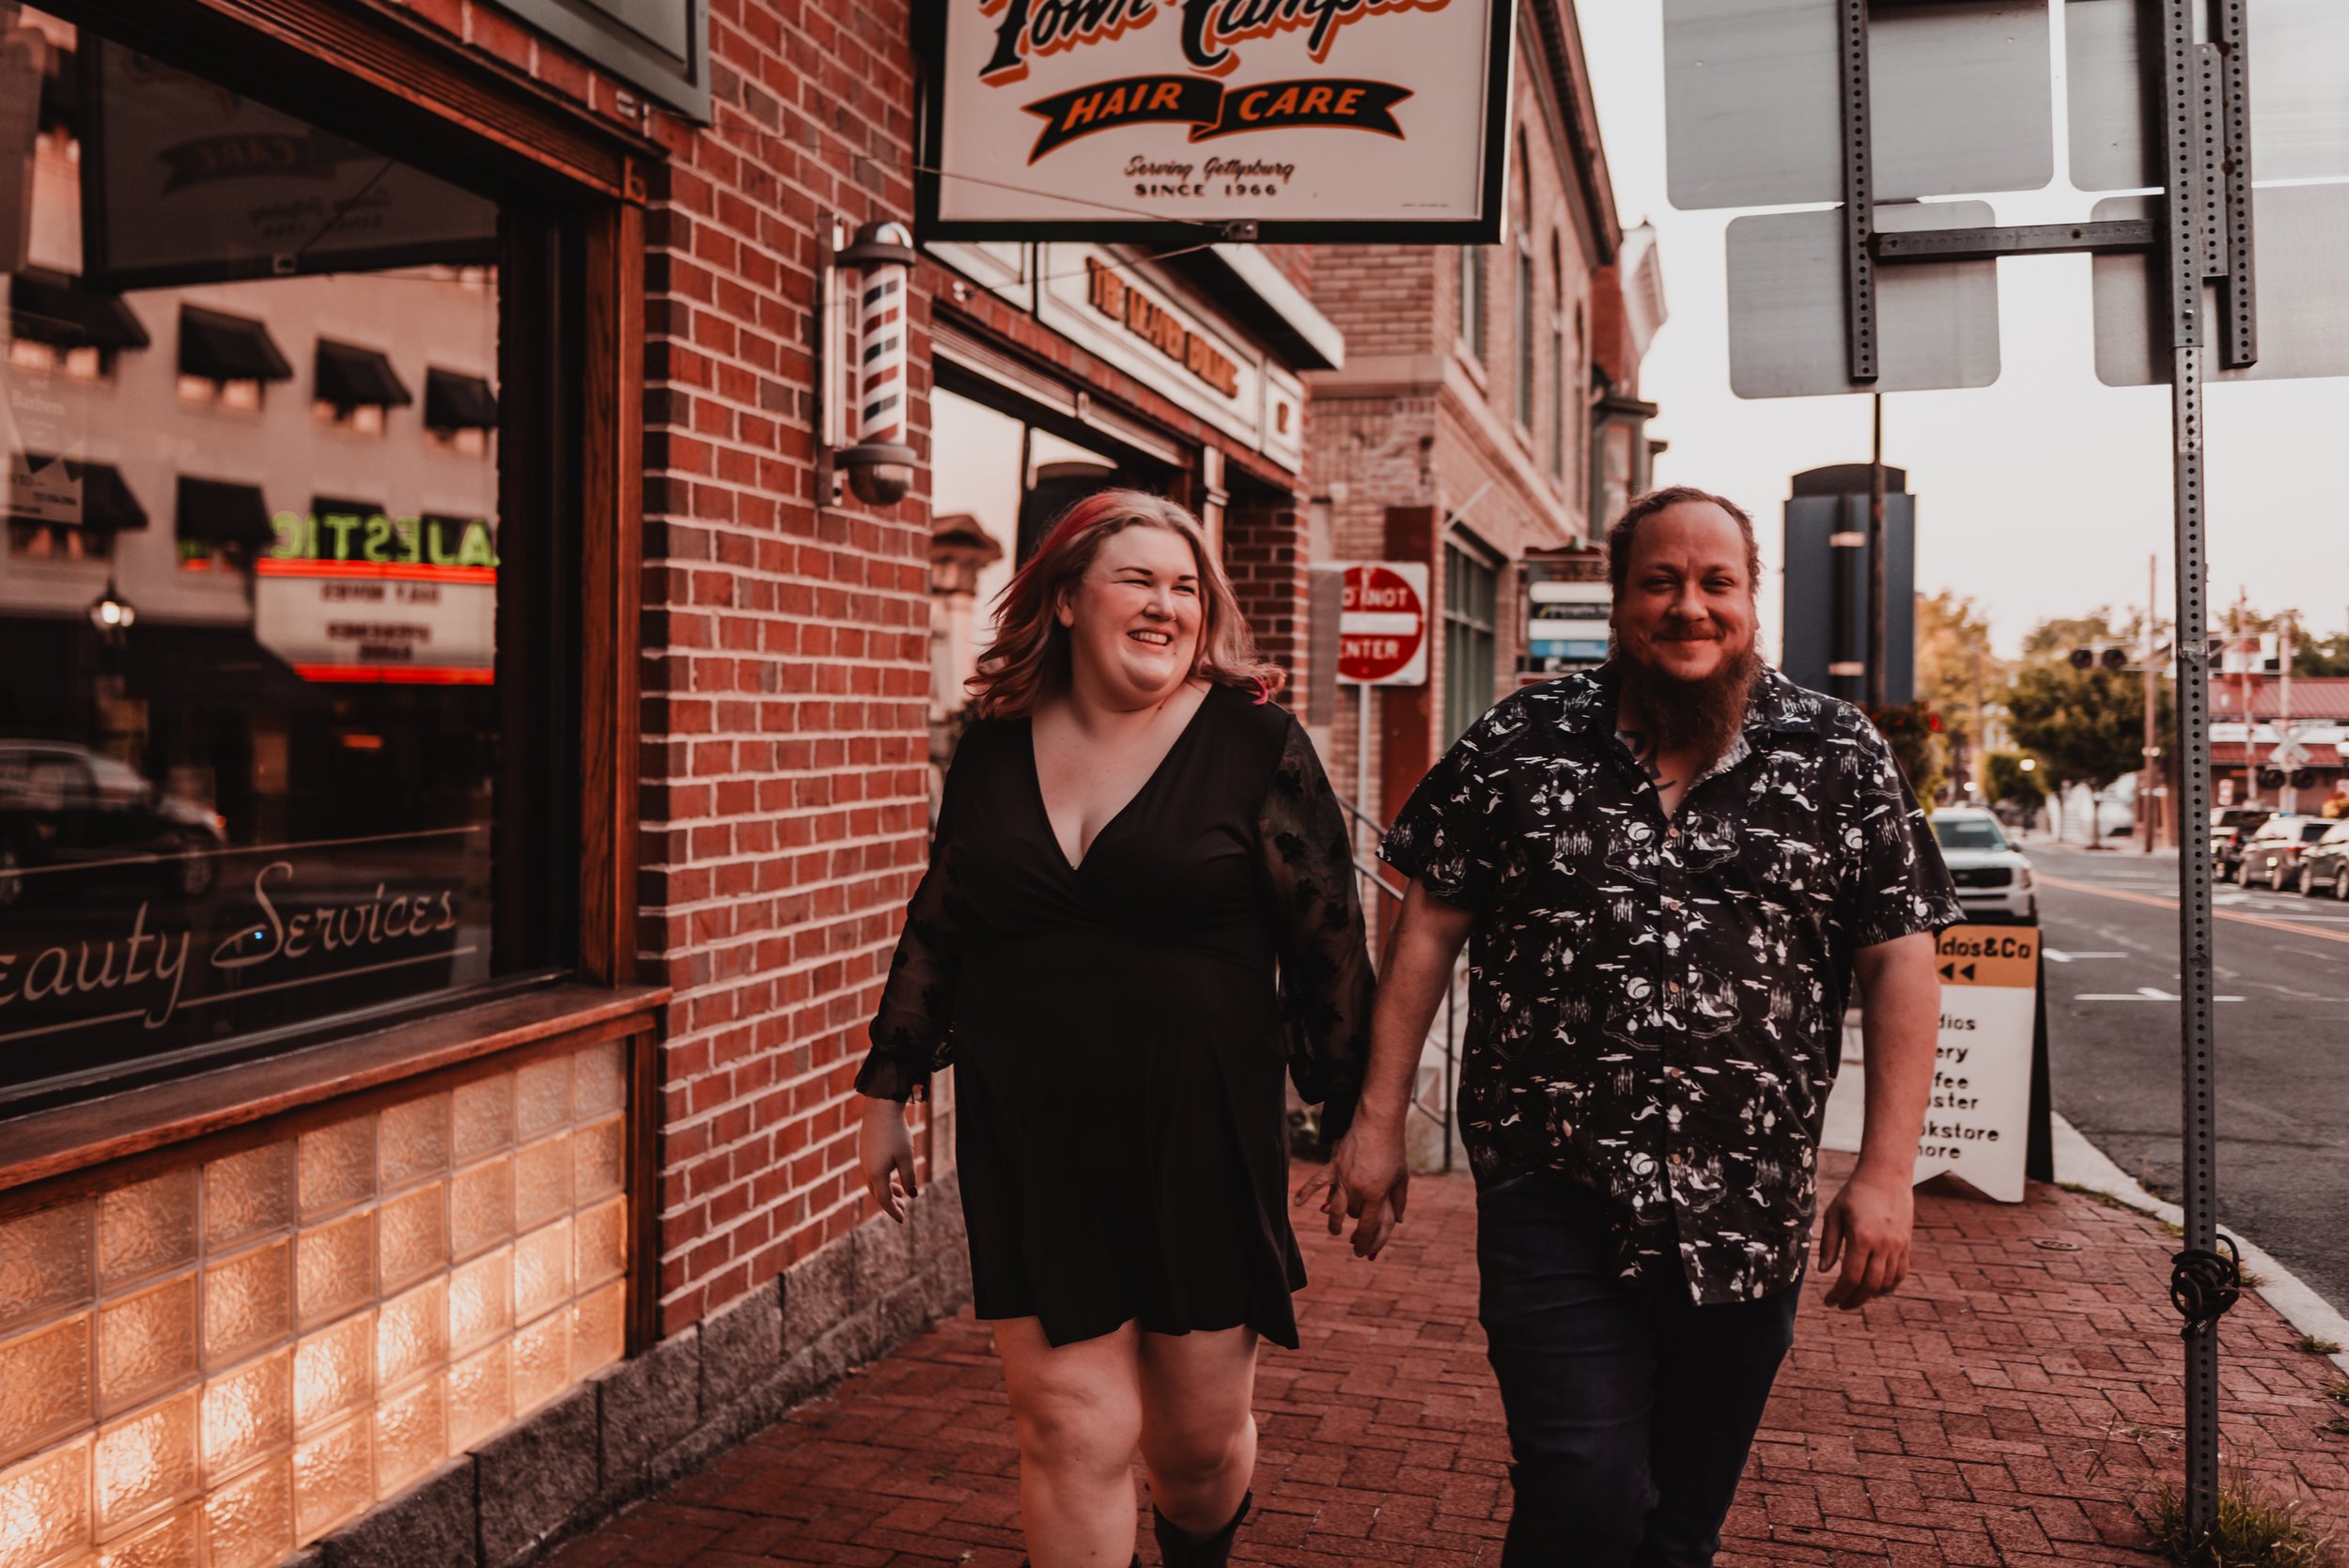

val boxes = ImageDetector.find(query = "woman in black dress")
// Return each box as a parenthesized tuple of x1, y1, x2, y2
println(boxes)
(856, 489, 1372, 1568)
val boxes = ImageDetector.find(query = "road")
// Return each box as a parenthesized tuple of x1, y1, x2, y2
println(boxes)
(2026, 838, 2349, 1313)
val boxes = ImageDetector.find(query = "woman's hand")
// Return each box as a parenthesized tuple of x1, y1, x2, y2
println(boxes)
(859, 1096, 920, 1223)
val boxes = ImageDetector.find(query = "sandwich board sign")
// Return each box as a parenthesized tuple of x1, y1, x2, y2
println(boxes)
(1822, 924, 2038, 1203)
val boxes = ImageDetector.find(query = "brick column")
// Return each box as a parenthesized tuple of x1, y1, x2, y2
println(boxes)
(1222, 502, 1311, 692)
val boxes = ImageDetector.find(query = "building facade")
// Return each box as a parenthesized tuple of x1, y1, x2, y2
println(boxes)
(0, 3, 1348, 1566)
(1299, 0, 1663, 836)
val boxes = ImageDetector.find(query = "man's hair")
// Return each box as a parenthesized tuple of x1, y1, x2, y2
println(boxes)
(1605, 485, 1763, 601)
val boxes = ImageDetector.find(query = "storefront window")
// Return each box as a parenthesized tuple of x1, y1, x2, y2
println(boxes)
(1443, 542, 1499, 744)
(0, 9, 566, 1107)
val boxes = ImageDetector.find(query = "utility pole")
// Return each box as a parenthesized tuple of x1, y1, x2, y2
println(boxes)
(2279, 614, 2298, 814)
(2142, 554, 2159, 852)
(1866, 394, 1888, 713)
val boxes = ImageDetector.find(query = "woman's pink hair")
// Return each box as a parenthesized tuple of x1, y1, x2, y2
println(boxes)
(969, 489, 1285, 719)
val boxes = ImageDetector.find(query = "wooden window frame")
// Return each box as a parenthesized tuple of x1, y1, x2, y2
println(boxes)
(23, 0, 665, 1346)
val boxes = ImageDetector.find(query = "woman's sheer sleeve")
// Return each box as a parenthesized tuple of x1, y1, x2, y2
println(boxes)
(855, 750, 972, 1103)
(1258, 716, 1376, 1141)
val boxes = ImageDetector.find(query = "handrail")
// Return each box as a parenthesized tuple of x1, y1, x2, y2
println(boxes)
(1330, 788, 1464, 1173)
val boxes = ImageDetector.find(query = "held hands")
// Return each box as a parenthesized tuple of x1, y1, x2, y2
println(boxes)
(1295, 1116, 1410, 1260)
(1817, 1164, 1914, 1311)
(858, 1097, 920, 1224)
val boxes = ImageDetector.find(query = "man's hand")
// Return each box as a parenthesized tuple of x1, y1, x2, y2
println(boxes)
(1817, 1164, 1913, 1310)
(1298, 1114, 1411, 1258)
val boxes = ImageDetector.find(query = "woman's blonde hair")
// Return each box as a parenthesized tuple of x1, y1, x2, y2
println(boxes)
(969, 489, 1284, 719)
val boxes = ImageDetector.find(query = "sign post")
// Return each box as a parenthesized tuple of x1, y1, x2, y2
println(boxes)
(1659, 0, 2348, 1532)
(1335, 561, 1428, 865)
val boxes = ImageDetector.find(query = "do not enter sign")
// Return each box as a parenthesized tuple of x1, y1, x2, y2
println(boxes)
(1337, 562, 1429, 686)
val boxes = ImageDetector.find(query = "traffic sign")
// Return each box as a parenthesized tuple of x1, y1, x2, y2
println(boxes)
(1336, 562, 1428, 687)
(1664, 0, 2052, 210)
(1726, 202, 2001, 397)
(2068, 0, 2349, 191)
(2091, 184, 2349, 385)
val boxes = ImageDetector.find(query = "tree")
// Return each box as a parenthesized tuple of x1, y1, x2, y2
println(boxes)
(1983, 751, 2046, 813)
(2005, 662, 2173, 838)
(2019, 611, 2123, 661)
(1870, 701, 1949, 806)
(1915, 590, 2001, 786)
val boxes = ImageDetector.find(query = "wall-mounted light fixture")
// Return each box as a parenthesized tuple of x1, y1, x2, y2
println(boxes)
(822, 219, 918, 506)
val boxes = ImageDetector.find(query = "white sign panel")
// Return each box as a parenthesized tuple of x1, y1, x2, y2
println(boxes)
(1822, 924, 2038, 1203)
(1664, 0, 2051, 210)
(1726, 202, 2002, 398)
(2090, 185, 2349, 386)
(918, 0, 1513, 241)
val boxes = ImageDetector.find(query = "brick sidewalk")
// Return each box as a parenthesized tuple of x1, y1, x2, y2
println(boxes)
(549, 1156, 2349, 1567)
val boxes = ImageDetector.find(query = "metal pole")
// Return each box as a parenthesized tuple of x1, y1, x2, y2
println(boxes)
(1355, 681, 1372, 867)
(2160, 0, 2227, 1534)
(2144, 554, 2160, 852)
(1868, 395, 1888, 713)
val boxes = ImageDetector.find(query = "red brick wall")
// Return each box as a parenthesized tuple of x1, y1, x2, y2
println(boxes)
(377, 0, 938, 1335)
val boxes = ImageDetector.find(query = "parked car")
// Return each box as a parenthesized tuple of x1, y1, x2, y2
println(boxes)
(2233, 814, 2335, 891)
(0, 741, 227, 908)
(1929, 807, 2037, 923)
(2212, 805, 2275, 882)
(2295, 820, 2349, 899)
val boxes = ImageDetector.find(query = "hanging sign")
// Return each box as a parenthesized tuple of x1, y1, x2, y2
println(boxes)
(1822, 924, 2039, 1202)
(915, 0, 1514, 242)
(1336, 561, 1427, 687)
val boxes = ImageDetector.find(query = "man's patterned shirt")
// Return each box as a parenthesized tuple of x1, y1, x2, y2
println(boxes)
(1379, 663, 1962, 1304)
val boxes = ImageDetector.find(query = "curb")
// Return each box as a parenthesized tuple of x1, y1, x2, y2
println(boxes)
(2051, 1111, 2349, 1377)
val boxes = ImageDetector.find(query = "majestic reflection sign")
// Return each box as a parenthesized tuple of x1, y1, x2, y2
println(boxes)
(918, 0, 1514, 241)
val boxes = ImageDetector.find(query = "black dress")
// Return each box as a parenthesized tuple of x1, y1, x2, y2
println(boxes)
(856, 682, 1374, 1349)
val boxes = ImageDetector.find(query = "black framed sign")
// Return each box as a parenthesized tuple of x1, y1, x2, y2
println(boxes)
(913, 0, 1515, 244)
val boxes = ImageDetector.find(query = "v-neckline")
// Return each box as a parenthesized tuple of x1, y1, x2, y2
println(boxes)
(1026, 685, 1217, 873)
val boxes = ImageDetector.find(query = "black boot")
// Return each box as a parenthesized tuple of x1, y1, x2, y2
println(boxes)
(1152, 1492, 1252, 1568)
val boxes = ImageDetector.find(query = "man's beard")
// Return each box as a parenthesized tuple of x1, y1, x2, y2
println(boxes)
(1620, 635, 1764, 765)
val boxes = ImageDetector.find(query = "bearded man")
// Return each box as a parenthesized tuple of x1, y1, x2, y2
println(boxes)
(1321, 487, 1960, 1567)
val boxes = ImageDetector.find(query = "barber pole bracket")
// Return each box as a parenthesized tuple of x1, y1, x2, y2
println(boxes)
(832, 220, 919, 506)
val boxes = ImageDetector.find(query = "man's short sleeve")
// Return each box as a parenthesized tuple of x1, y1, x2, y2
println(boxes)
(1841, 724, 1966, 947)
(1378, 709, 1511, 912)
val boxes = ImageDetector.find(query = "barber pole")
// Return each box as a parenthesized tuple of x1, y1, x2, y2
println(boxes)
(834, 221, 919, 505)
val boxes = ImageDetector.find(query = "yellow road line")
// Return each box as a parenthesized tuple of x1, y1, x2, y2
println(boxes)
(2037, 871, 2349, 947)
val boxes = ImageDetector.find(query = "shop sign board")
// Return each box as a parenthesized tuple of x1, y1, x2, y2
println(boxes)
(1822, 924, 2039, 1203)
(915, 0, 1515, 242)
(253, 508, 496, 684)
(1035, 244, 1303, 468)
(78, 40, 499, 289)
(1336, 561, 1427, 687)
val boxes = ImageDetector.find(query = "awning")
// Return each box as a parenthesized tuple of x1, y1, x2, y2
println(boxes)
(8, 456, 148, 531)
(424, 367, 498, 430)
(8, 271, 150, 353)
(179, 304, 293, 382)
(176, 477, 276, 548)
(315, 340, 412, 409)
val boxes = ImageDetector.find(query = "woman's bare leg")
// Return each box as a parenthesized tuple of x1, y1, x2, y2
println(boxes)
(993, 1317, 1143, 1566)
(1136, 1326, 1260, 1536)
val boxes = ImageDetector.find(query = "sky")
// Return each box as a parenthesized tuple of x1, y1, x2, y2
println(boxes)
(1574, 3, 2349, 661)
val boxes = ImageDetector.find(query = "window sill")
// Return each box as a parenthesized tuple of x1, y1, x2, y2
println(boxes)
(0, 981, 668, 1198)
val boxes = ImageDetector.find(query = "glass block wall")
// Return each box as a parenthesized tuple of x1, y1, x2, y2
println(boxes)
(0, 1040, 630, 1568)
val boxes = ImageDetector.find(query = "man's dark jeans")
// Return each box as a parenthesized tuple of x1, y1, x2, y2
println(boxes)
(1476, 1170, 1801, 1568)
